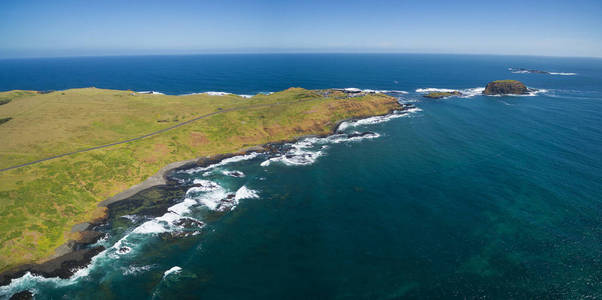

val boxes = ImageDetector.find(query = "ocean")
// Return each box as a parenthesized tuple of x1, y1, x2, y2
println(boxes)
(0, 54, 600, 299)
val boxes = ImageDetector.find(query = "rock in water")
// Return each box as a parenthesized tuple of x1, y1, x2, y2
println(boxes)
(9, 291, 33, 300)
(483, 80, 528, 95)
(9, 290, 33, 300)
(423, 91, 463, 99)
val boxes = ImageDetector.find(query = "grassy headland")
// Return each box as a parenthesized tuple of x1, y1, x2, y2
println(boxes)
(0, 87, 400, 272)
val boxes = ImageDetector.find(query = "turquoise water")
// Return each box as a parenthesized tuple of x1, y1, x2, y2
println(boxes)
(0, 54, 601, 299)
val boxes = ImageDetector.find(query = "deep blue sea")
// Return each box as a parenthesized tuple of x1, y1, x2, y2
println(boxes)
(0, 54, 601, 299)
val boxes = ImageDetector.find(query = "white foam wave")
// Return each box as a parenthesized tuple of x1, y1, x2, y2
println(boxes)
(120, 214, 139, 223)
(261, 130, 388, 167)
(163, 266, 182, 278)
(136, 91, 165, 95)
(337, 109, 419, 131)
(132, 219, 170, 234)
(235, 186, 259, 201)
(336, 88, 408, 94)
(195, 189, 230, 211)
(261, 143, 323, 167)
(485, 89, 549, 97)
(191, 179, 221, 191)
(549, 72, 577, 76)
(415, 88, 457, 93)
(168, 198, 197, 215)
(183, 152, 260, 174)
(205, 91, 231, 96)
(129, 202, 201, 235)
(222, 170, 245, 177)
(527, 89, 548, 96)
(122, 265, 154, 276)
(416, 87, 485, 98)
(0, 247, 112, 296)
(180, 91, 261, 98)
(186, 182, 243, 211)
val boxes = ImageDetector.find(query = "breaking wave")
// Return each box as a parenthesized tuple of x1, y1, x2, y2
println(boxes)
(416, 87, 485, 98)
(336, 88, 408, 94)
(182, 152, 260, 174)
(416, 87, 548, 97)
(122, 264, 154, 276)
(549, 72, 577, 76)
(136, 91, 165, 95)
(235, 186, 259, 201)
(338, 108, 420, 131)
(163, 266, 182, 278)
(222, 170, 245, 177)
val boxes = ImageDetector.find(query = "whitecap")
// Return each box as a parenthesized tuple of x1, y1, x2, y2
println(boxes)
(415, 88, 458, 93)
(122, 265, 154, 276)
(204, 91, 231, 96)
(335, 88, 408, 94)
(485, 89, 549, 97)
(186, 186, 230, 211)
(132, 219, 170, 234)
(168, 198, 198, 215)
(415, 87, 485, 98)
(120, 214, 139, 223)
(222, 170, 245, 177)
(549, 72, 577, 76)
(235, 186, 259, 201)
(163, 266, 182, 278)
(136, 91, 165, 95)
(337, 109, 419, 131)
(191, 179, 221, 191)
(183, 153, 260, 174)
(260, 132, 382, 167)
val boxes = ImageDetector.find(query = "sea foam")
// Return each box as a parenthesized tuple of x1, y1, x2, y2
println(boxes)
(415, 87, 485, 98)
(163, 266, 182, 278)
(235, 186, 260, 201)
(337, 109, 420, 131)
(182, 152, 260, 174)
(549, 72, 577, 76)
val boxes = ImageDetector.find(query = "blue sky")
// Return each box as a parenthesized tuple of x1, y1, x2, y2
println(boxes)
(1, 0, 601, 58)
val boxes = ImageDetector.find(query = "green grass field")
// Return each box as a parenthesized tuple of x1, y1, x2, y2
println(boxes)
(0, 87, 399, 272)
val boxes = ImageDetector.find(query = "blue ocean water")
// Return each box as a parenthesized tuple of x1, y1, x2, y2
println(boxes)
(0, 54, 601, 299)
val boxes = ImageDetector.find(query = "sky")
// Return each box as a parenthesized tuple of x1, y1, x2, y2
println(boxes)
(1, 0, 601, 58)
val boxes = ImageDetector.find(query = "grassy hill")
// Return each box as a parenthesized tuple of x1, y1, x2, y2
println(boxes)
(0, 87, 400, 272)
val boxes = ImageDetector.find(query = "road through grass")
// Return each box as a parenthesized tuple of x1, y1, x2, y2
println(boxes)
(0, 87, 400, 272)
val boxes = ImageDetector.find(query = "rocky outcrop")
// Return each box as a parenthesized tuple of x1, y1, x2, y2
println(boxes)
(483, 80, 529, 95)
(423, 91, 463, 99)
(0, 246, 105, 286)
(9, 290, 33, 300)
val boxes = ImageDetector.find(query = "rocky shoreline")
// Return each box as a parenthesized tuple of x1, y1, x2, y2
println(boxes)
(0, 102, 409, 290)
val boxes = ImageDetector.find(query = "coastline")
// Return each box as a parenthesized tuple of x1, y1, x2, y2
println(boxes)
(0, 102, 409, 287)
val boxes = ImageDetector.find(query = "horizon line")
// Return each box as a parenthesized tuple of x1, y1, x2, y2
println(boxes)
(1, 51, 601, 60)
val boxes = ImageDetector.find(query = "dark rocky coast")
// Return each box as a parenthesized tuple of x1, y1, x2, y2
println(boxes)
(1, 100, 411, 298)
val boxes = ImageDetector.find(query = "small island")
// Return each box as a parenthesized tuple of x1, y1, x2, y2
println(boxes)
(483, 80, 529, 95)
(423, 91, 463, 99)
